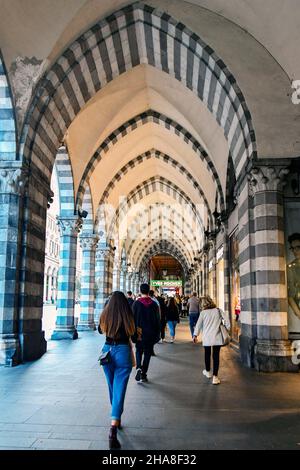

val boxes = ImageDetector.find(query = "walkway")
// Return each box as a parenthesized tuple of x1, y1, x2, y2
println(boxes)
(0, 321, 300, 450)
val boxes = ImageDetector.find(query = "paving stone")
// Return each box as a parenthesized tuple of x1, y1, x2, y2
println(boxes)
(32, 438, 91, 450)
(0, 322, 299, 450)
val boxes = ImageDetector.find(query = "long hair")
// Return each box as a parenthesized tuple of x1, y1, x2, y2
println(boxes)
(99, 291, 135, 338)
(168, 297, 177, 310)
(201, 296, 217, 310)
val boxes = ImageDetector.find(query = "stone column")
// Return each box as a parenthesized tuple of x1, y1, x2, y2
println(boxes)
(239, 162, 297, 371)
(51, 216, 82, 340)
(184, 275, 192, 296)
(119, 266, 127, 293)
(77, 234, 98, 331)
(112, 262, 120, 291)
(221, 223, 231, 318)
(0, 165, 28, 366)
(94, 244, 114, 323)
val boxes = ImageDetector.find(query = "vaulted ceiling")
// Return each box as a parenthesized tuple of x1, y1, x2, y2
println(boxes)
(1, 0, 299, 274)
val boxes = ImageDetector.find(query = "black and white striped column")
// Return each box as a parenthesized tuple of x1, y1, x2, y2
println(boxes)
(0, 165, 28, 366)
(51, 216, 82, 340)
(77, 234, 98, 331)
(238, 163, 296, 371)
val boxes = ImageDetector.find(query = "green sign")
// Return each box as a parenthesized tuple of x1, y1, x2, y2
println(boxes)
(150, 280, 182, 287)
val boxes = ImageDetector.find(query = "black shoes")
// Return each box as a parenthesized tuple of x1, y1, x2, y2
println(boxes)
(135, 368, 142, 382)
(141, 375, 148, 383)
(109, 425, 121, 450)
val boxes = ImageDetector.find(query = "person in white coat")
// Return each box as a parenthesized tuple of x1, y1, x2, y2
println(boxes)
(193, 296, 230, 385)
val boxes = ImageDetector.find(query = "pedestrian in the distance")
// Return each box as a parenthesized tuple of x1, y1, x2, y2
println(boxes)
(98, 291, 135, 449)
(193, 296, 230, 385)
(188, 292, 200, 338)
(132, 283, 160, 383)
(166, 297, 180, 343)
(127, 291, 134, 309)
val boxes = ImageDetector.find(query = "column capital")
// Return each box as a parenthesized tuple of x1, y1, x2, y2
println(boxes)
(0, 166, 29, 195)
(248, 164, 289, 194)
(57, 216, 82, 236)
(95, 245, 112, 261)
(79, 233, 99, 251)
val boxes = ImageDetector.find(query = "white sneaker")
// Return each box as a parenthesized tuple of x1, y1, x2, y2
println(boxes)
(202, 369, 213, 378)
(212, 376, 221, 385)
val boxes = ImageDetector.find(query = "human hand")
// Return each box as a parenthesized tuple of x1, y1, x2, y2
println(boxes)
(193, 336, 198, 343)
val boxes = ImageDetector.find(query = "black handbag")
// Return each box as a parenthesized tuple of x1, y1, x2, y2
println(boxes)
(98, 349, 111, 366)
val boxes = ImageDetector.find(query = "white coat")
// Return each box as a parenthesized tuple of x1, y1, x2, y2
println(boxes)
(193, 308, 230, 346)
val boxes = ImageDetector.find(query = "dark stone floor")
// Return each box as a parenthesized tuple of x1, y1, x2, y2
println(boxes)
(0, 320, 300, 450)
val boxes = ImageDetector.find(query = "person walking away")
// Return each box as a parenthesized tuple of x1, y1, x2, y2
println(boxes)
(188, 292, 200, 338)
(181, 296, 188, 318)
(157, 295, 167, 342)
(174, 293, 182, 316)
(98, 291, 135, 449)
(127, 291, 134, 309)
(166, 297, 180, 343)
(132, 283, 160, 383)
(149, 290, 161, 355)
(193, 296, 230, 385)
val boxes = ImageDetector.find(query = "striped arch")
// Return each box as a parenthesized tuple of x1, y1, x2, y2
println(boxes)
(137, 239, 190, 273)
(21, 1, 256, 185)
(138, 240, 189, 275)
(97, 148, 212, 217)
(105, 176, 205, 241)
(76, 110, 224, 210)
(130, 217, 195, 266)
(55, 146, 75, 216)
(125, 206, 200, 260)
(132, 233, 193, 269)
(0, 51, 17, 161)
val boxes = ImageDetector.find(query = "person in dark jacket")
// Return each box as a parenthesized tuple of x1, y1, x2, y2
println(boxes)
(157, 295, 167, 342)
(166, 297, 180, 343)
(132, 283, 160, 383)
(127, 291, 134, 309)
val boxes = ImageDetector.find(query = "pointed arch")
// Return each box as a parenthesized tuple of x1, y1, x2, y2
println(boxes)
(20, 2, 256, 186)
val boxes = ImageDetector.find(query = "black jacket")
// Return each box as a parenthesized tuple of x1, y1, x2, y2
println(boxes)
(166, 303, 180, 322)
(132, 297, 160, 345)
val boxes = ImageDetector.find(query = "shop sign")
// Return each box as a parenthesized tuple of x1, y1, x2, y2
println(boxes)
(150, 280, 182, 287)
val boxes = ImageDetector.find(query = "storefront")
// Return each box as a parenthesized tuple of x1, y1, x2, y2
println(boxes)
(216, 246, 225, 311)
(284, 201, 300, 340)
(229, 230, 241, 343)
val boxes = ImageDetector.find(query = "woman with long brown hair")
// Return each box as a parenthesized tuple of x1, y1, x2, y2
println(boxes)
(98, 291, 135, 449)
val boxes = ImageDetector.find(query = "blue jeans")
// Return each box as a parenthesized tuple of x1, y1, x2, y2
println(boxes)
(189, 313, 199, 337)
(101, 344, 132, 421)
(168, 321, 178, 338)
